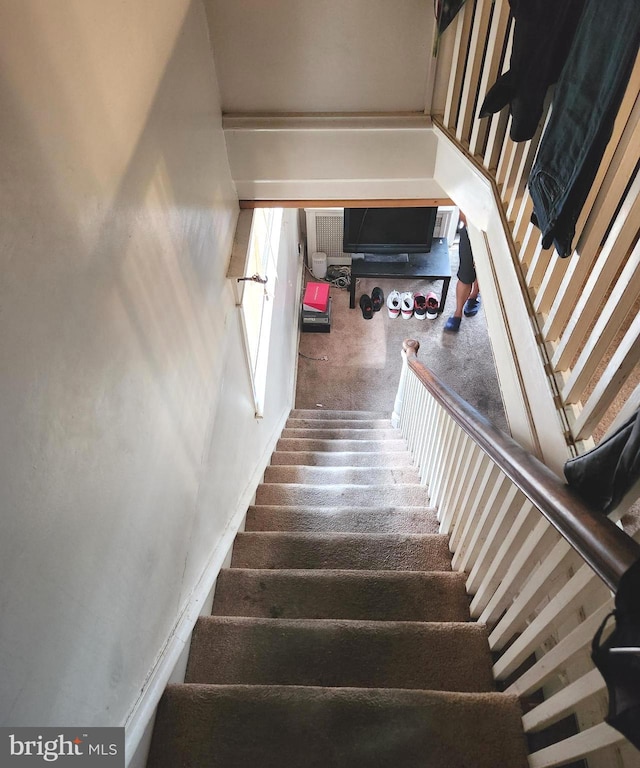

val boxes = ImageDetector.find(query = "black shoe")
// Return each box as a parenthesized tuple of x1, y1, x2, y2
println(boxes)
(371, 286, 384, 312)
(359, 294, 374, 319)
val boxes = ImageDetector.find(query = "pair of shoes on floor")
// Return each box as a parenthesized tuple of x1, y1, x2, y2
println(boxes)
(415, 292, 440, 319)
(359, 287, 384, 319)
(387, 290, 440, 319)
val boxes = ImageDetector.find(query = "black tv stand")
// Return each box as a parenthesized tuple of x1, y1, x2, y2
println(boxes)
(349, 237, 451, 312)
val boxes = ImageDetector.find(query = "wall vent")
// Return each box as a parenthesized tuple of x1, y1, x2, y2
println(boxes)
(305, 208, 351, 266)
(434, 208, 456, 240)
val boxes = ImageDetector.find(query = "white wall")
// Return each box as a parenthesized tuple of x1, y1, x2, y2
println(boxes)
(433, 129, 571, 472)
(223, 115, 448, 200)
(204, 0, 436, 113)
(0, 0, 300, 750)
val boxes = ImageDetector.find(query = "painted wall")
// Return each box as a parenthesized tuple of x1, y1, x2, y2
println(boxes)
(0, 0, 300, 747)
(204, 0, 436, 113)
(223, 117, 447, 200)
(433, 129, 570, 472)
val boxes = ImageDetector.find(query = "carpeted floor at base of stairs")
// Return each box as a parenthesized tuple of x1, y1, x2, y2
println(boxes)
(146, 409, 528, 768)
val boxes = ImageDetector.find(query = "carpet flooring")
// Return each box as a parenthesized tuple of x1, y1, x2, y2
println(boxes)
(296, 239, 508, 431)
(146, 410, 528, 767)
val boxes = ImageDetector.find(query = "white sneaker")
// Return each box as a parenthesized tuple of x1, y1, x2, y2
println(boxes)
(401, 291, 414, 319)
(387, 289, 401, 318)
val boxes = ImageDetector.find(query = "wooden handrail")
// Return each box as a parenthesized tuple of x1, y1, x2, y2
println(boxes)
(403, 339, 640, 592)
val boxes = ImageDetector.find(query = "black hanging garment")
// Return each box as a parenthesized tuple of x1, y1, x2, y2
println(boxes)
(479, 0, 586, 142)
(564, 409, 640, 517)
(527, 0, 640, 257)
(433, 0, 469, 54)
(591, 556, 640, 750)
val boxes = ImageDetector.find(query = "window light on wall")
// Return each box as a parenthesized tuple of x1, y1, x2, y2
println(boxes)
(237, 207, 283, 417)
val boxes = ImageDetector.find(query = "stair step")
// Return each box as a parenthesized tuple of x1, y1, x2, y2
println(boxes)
(212, 569, 470, 622)
(148, 685, 528, 768)
(269, 450, 415, 467)
(186, 616, 494, 692)
(263, 465, 420, 485)
(281, 428, 400, 440)
(231, 532, 453, 571)
(255, 483, 429, 507)
(286, 418, 393, 430)
(276, 438, 408, 452)
(290, 409, 390, 420)
(245, 505, 439, 533)
(148, 408, 529, 765)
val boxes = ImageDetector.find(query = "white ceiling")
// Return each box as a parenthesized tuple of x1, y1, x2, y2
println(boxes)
(203, 0, 437, 114)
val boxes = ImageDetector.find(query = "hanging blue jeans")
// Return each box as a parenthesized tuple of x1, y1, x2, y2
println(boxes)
(528, 0, 640, 257)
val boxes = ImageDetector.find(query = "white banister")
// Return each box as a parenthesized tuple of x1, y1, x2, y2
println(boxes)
(427, 4, 640, 761)
(393, 342, 640, 765)
(505, 602, 613, 699)
(522, 668, 606, 734)
(492, 564, 606, 680)
(488, 538, 577, 648)
(453, 467, 510, 574)
(528, 722, 625, 768)
(466, 482, 522, 597)
(433, 0, 640, 452)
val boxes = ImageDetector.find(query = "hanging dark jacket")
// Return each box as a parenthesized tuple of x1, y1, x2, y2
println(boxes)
(564, 408, 640, 516)
(479, 0, 586, 142)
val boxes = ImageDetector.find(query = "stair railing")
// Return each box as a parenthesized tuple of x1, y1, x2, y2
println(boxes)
(394, 339, 640, 768)
(431, 0, 640, 448)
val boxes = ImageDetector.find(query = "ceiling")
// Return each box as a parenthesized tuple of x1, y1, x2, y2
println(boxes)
(203, 0, 437, 115)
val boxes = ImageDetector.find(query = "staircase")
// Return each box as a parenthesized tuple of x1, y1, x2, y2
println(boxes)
(146, 409, 529, 768)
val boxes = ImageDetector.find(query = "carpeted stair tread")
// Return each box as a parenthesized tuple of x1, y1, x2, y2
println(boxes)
(185, 616, 494, 692)
(255, 482, 429, 507)
(276, 437, 408, 452)
(282, 427, 402, 440)
(245, 505, 439, 533)
(263, 465, 420, 485)
(290, 409, 390, 420)
(269, 450, 415, 467)
(148, 684, 528, 768)
(148, 405, 530, 766)
(212, 568, 470, 621)
(286, 418, 393, 430)
(231, 532, 453, 570)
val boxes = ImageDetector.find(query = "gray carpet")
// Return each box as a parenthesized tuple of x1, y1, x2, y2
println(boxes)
(211, 569, 470, 621)
(150, 684, 530, 768)
(185, 616, 495, 691)
(296, 241, 507, 431)
(146, 410, 528, 768)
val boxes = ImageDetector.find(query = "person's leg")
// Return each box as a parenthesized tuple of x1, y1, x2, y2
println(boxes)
(446, 221, 477, 332)
(464, 279, 481, 316)
(445, 279, 472, 332)
(453, 279, 473, 319)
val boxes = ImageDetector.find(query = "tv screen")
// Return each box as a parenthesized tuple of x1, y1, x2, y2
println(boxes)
(342, 207, 437, 254)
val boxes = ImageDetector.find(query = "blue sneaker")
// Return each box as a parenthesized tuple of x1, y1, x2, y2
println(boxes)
(444, 316, 461, 332)
(464, 295, 481, 317)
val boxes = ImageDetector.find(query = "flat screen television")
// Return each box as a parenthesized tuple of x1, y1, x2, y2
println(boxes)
(342, 207, 437, 254)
